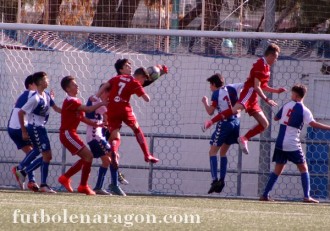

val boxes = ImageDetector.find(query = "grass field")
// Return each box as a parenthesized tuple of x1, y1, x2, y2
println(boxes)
(1, 190, 330, 231)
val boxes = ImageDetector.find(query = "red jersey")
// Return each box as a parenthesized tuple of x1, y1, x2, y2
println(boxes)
(107, 75, 145, 111)
(243, 57, 270, 89)
(60, 96, 84, 131)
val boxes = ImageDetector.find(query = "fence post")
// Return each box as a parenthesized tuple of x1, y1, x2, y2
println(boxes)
(258, 0, 275, 196)
(61, 144, 67, 175)
(148, 135, 155, 192)
(237, 149, 243, 196)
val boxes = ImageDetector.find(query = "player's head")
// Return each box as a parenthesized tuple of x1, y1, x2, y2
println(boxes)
(115, 58, 132, 75)
(264, 43, 280, 66)
(24, 74, 37, 90)
(207, 73, 225, 91)
(33, 72, 49, 89)
(291, 84, 307, 101)
(99, 83, 110, 101)
(134, 67, 150, 85)
(61, 76, 78, 96)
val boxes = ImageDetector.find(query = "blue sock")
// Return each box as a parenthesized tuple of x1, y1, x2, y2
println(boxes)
(220, 156, 228, 180)
(263, 172, 279, 197)
(40, 161, 49, 185)
(94, 166, 108, 190)
(301, 172, 310, 198)
(27, 171, 35, 183)
(19, 149, 39, 170)
(25, 157, 42, 175)
(110, 165, 118, 186)
(209, 156, 218, 181)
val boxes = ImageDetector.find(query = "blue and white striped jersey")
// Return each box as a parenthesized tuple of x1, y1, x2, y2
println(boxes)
(211, 83, 243, 119)
(8, 90, 35, 129)
(21, 91, 55, 127)
(275, 101, 314, 151)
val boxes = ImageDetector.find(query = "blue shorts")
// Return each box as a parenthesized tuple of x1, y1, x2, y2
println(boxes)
(88, 139, 111, 158)
(27, 124, 51, 153)
(7, 127, 32, 149)
(272, 148, 305, 165)
(210, 119, 240, 147)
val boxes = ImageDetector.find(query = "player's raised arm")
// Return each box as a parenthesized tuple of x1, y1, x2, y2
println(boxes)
(81, 116, 103, 127)
(202, 96, 215, 116)
(143, 65, 169, 87)
(94, 82, 110, 99)
(309, 121, 330, 130)
(254, 78, 277, 106)
(141, 93, 150, 102)
(262, 85, 287, 94)
(78, 100, 108, 113)
(52, 104, 62, 113)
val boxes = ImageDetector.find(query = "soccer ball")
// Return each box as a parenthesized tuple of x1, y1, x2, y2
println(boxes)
(147, 65, 161, 81)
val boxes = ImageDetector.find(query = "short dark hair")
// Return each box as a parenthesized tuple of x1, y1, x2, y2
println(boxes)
(134, 67, 150, 81)
(24, 74, 34, 89)
(207, 73, 225, 88)
(61, 76, 75, 92)
(114, 58, 130, 75)
(33, 72, 47, 86)
(264, 43, 280, 56)
(292, 84, 307, 98)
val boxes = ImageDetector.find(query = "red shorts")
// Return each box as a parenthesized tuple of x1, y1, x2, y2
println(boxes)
(107, 106, 138, 133)
(238, 87, 261, 116)
(60, 130, 85, 155)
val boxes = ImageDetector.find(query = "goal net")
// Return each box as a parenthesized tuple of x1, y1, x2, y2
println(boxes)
(0, 23, 330, 200)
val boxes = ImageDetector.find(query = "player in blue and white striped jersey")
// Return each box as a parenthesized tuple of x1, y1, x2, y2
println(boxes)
(9, 75, 42, 192)
(15, 72, 61, 193)
(202, 73, 243, 194)
(260, 84, 330, 203)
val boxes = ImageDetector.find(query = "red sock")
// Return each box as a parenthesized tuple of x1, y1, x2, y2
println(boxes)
(64, 159, 83, 178)
(134, 127, 150, 157)
(111, 138, 121, 153)
(211, 109, 233, 123)
(80, 160, 92, 186)
(245, 124, 265, 140)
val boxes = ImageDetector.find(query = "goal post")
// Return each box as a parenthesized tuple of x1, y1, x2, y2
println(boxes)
(0, 22, 330, 200)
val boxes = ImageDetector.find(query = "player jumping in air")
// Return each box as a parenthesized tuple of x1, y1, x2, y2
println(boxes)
(203, 43, 286, 154)
(9, 75, 41, 192)
(16, 72, 61, 193)
(202, 74, 243, 194)
(260, 84, 330, 203)
(95, 59, 160, 169)
(58, 76, 108, 195)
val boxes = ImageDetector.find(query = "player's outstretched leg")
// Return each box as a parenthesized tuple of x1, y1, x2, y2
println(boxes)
(133, 127, 159, 163)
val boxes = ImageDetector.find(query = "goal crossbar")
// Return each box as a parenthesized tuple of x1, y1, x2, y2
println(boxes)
(0, 23, 330, 41)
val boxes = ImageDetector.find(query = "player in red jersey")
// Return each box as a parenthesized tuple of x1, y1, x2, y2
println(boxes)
(203, 43, 286, 154)
(58, 76, 108, 195)
(95, 59, 159, 169)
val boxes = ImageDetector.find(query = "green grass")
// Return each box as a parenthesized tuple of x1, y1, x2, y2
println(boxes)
(1, 190, 330, 231)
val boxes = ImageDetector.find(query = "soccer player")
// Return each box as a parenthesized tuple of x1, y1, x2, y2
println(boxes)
(202, 74, 243, 194)
(58, 76, 108, 196)
(85, 84, 126, 196)
(95, 59, 159, 169)
(9, 74, 41, 192)
(203, 43, 286, 154)
(260, 84, 330, 203)
(16, 72, 61, 193)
